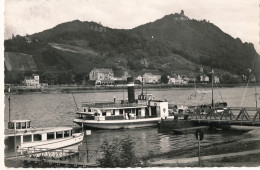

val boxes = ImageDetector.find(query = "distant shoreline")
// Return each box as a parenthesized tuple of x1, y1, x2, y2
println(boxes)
(4, 83, 259, 94)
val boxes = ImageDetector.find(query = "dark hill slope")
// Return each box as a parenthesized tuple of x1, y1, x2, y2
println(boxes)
(4, 12, 259, 84)
(132, 13, 257, 74)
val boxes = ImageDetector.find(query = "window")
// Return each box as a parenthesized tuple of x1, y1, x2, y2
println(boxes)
(16, 123, 21, 129)
(64, 130, 70, 137)
(27, 122, 30, 128)
(47, 132, 55, 140)
(56, 131, 63, 139)
(23, 135, 32, 143)
(119, 109, 123, 115)
(22, 122, 26, 129)
(33, 134, 42, 141)
(8, 122, 14, 129)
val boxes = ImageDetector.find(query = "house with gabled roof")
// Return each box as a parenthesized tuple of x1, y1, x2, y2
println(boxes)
(24, 74, 40, 86)
(89, 68, 114, 81)
(89, 68, 114, 85)
(143, 73, 161, 84)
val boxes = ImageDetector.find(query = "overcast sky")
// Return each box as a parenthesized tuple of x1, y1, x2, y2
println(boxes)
(4, 0, 259, 52)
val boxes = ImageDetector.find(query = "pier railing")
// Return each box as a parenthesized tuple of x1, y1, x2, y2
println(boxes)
(12, 147, 99, 167)
(188, 107, 260, 126)
(81, 102, 147, 109)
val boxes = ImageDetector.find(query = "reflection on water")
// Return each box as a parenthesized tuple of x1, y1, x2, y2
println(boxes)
(4, 87, 256, 157)
(159, 135, 170, 153)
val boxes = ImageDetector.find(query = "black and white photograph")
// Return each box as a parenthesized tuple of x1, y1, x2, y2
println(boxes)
(2, 0, 260, 168)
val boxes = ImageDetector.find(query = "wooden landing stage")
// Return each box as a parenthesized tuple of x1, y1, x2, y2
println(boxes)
(188, 107, 260, 127)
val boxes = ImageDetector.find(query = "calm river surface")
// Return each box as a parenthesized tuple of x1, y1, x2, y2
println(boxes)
(4, 87, 258, 158)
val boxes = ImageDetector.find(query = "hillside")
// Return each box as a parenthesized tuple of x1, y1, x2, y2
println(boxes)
(4, 11, 260, 84)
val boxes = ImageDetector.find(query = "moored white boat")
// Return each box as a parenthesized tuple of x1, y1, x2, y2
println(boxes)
(4, 119, 84, 155)
(73, 77, 172, 129)
(4, 85, 84, 157)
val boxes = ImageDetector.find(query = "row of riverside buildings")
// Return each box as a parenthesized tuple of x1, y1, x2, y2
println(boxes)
(23, 68, 257, 87)
(87, 68, 221, 86)
(22, 69, 221, 87)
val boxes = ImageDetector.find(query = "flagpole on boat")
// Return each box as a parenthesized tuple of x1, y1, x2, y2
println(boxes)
(8, 85, 11, 122)
(254, 73, 258, 109)
(211, 68, 214, 109)
(7, 85, 17, 155)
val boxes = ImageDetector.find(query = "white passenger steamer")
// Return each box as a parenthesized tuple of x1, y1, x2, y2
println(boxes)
(73, 77, 172, 129)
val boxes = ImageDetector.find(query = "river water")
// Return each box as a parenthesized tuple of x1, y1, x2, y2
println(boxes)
(4, 87, 259, 159)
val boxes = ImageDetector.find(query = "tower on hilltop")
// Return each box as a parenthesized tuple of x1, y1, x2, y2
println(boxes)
(180, 10, 184, 16)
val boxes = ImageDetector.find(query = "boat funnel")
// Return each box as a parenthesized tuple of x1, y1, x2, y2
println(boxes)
(127, 77, 135, 103)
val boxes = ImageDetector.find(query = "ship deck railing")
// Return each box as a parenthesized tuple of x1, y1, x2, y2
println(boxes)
(81, 101, 147, 108)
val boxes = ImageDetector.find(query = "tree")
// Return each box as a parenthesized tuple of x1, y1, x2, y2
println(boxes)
(161, 75, 169, 84)
(97, 136, 139, 167)
(74, 73, 86, 85)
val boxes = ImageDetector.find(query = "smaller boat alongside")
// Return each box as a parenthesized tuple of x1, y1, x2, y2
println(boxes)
(4, 119, 84, 156)
(4, 85, 84, 157)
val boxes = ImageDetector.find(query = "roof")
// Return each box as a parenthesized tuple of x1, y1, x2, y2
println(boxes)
(143, 72, 161, 76)
(24, 76, 33, 80)
(9, 120, 31, 123)
(88, 103, 147, 110)
(92, 68, 114, 74)
(5, 126, 73, 136)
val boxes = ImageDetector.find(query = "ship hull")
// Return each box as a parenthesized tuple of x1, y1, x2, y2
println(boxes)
(20, 133, 84, 150)
(73, 118, 164, 129)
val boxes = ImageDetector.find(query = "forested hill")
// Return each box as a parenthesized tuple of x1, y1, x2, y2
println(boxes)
(4, 11, 260, 84)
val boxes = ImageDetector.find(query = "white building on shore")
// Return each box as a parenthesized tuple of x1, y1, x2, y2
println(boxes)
(24, 74, 40, 87)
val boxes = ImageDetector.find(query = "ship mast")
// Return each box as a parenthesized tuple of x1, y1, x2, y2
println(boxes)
(211, 69, 214, 109)
(8, 85, 11, 122)
(254, 74, 258, 109)
(141, 77, 144, 95)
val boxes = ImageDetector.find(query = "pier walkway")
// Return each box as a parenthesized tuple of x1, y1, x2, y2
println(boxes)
(188, 107, 260, 127)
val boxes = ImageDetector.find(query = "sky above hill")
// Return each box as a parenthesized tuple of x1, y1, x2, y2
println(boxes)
(4, 0, 259, 52)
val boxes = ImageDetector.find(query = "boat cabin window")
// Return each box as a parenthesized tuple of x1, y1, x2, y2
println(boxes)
(33, 134, 42, 141)
(102, 112, 106, 116)
(23, 135, 32, 143)
(16, 123, 21, 129)
(76, 114, 82, 119)
(119, 109, 123, 115)
(138, 95, 146, 100)
(112, 110, 115, 115)
(22, 122, 26, 129)
(56, 131, 63, 139)
(27, 122, 30, 128)
(64, 130, 70, 137)
(8, 122, 14, 129)
(47, 132, 55, 140)
(84, 108, 86, 112)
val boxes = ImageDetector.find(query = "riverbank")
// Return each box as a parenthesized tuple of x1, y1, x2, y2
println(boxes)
(144, 126, 260, 167)
(5, 83, 258, 94)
